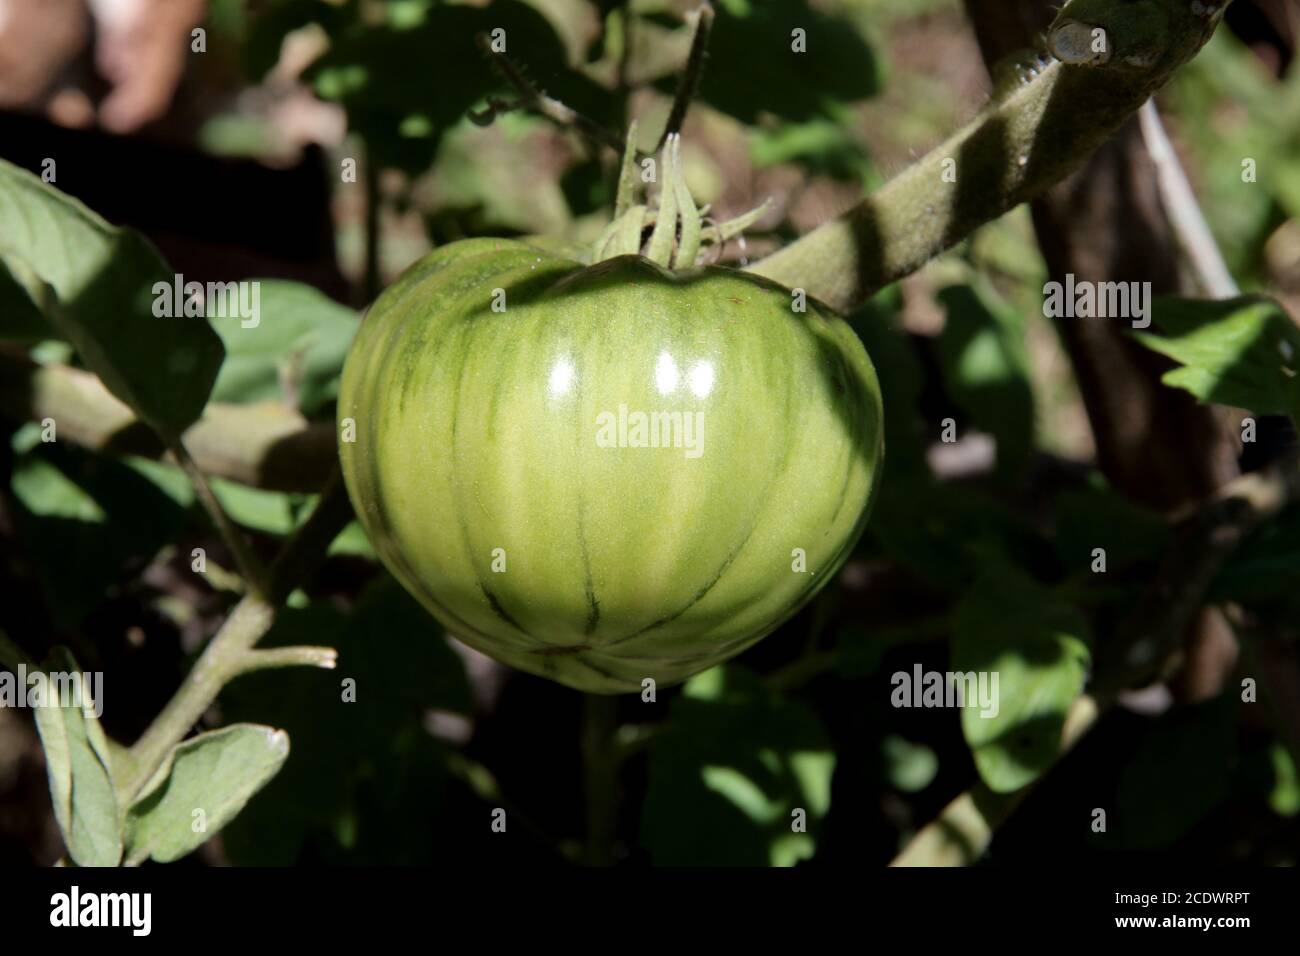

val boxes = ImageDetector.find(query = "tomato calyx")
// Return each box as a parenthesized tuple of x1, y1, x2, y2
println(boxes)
(591, 122, 770, 269)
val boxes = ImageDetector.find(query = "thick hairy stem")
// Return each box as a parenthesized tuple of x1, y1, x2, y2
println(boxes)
(121, 595, 277, 802)
(746, 0, 1228, 313)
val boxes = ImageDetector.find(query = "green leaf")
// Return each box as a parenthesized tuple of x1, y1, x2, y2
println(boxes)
(952, 570, 1091, 793)
(124, 724, 290, 864)
(209, 280, 357, 417)
(0, 158, 225, 435)
(935, 282, 1035, 479)
(29, 648, 122, 867)
(1169, 32, 1294, 279)
(1131, 295, 1300, 424)
(641, 665, 835, 866)
(211, 479, 311, 535)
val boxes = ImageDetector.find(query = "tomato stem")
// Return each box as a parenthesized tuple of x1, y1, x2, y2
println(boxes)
(118, 473, 354, 806)
(745, 0, 1226, 313)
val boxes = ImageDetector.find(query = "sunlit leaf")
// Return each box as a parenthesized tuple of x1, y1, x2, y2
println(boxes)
(0, 158, 224, 435)
(125, 724, 290, 864)
(1132, 295, 1300, 425)
(953, 570, 1090, 793)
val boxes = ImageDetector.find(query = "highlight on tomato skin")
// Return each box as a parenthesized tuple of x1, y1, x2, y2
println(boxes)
(338, 239, 885, 693)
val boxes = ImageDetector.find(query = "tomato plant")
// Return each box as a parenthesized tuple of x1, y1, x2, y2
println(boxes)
(0, 0, 1298, 878)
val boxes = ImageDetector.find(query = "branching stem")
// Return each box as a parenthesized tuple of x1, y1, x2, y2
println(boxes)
(119, 473, 354, 806)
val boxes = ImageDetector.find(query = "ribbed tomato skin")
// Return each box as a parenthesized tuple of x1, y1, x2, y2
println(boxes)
(339, 238, 884, 692)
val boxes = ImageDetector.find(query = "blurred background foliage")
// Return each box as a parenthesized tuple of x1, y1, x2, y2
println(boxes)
(0, 0, 1298, 867)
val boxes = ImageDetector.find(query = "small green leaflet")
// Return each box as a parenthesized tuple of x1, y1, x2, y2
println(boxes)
(28, 647, 122, 866)
(952, 570, 1091, 793)
(1132, 295, 1300, 426)
(124, 724, 290, 865)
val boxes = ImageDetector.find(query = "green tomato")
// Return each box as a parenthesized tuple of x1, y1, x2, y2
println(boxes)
(338, 238, 884, 692)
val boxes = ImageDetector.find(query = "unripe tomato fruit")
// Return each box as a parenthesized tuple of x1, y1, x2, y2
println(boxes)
(338, 238, 883, 692)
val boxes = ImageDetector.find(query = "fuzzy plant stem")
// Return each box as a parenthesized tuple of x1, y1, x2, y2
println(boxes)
(121, 595, 278, 801)
(119, 473, 353, 804)
(747, 0, 1228, 314)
